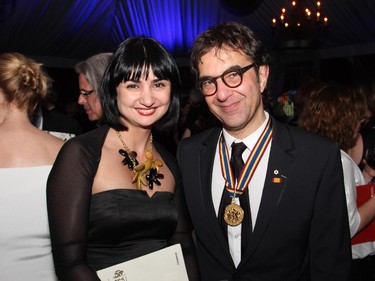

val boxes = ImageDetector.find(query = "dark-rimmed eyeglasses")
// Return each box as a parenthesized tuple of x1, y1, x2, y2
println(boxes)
(80, 89, 94, 98)
(197, 63, 256, 97)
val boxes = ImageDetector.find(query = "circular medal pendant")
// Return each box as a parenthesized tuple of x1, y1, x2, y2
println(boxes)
(224, 203, 244, 226)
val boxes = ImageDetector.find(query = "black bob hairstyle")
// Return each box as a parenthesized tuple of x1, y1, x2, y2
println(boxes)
(100, 36, 181, 131)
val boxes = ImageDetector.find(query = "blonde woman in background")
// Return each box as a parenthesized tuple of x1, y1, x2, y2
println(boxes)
(0, 52, 63, 280)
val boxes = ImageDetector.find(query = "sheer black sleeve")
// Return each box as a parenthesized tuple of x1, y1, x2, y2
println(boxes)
(47, 128, 106, 281)
(156, 143, 201, 281)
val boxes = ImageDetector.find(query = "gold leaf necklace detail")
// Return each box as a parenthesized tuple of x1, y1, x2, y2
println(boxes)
(116, 131, 164, 190)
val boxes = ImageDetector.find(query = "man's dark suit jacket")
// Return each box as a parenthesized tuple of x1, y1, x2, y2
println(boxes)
(177, 117, 351, 281)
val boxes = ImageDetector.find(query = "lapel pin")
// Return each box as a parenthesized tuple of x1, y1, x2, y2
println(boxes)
(272, 177, 282, 183)
(272, 171, 286, 184)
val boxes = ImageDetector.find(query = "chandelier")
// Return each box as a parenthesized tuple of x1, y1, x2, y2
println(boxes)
(271, 0, 328, 48)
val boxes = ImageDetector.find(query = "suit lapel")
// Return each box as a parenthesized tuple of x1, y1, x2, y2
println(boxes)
(239, 118, 295, 266)
(198, 128, 236, 270)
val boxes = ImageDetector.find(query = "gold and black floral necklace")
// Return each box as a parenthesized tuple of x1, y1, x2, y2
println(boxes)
(116, 131, 164, 190)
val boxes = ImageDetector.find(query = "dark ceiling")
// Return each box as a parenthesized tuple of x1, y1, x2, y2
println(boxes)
(1, 0, 375, 68)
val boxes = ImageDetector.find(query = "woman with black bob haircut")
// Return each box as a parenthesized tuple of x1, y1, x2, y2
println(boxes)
(47, 36, 200, 281)
(101, 36, 180, 131)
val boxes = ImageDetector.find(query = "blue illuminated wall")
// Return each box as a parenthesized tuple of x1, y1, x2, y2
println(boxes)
(111, 0, 239, 56)
(0, 0, 247, 60)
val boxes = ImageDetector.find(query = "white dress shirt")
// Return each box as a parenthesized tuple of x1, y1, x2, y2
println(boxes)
(212, 112, 271, 267)
(341, 150, 375, 259)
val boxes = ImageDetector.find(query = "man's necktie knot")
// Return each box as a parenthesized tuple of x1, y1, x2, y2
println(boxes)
(231, 142, 247, 179)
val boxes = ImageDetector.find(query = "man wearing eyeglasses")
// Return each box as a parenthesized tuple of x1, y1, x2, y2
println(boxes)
(177, 22, 351, 281)
(75, 53, 112, 123)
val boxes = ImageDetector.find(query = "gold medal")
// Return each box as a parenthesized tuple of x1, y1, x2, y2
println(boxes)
(219, 119, 272, 227)
(224, 202, 244, 226)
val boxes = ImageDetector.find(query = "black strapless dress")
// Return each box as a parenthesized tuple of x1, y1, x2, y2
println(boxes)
(87, 189, 177, 271)
(47, 126, 199, 281)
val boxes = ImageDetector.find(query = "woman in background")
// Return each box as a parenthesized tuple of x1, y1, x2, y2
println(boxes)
(47, 37, 199, 280)
(0, 52, 63, 280)
(349, 79, 375, 183)
(298, 81, 375, 281)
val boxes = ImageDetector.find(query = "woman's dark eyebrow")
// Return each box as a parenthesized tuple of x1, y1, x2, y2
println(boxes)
(127, 77, 167, 83)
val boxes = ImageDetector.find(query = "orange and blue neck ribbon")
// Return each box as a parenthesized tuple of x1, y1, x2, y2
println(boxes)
(219, 118, 273, 198)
